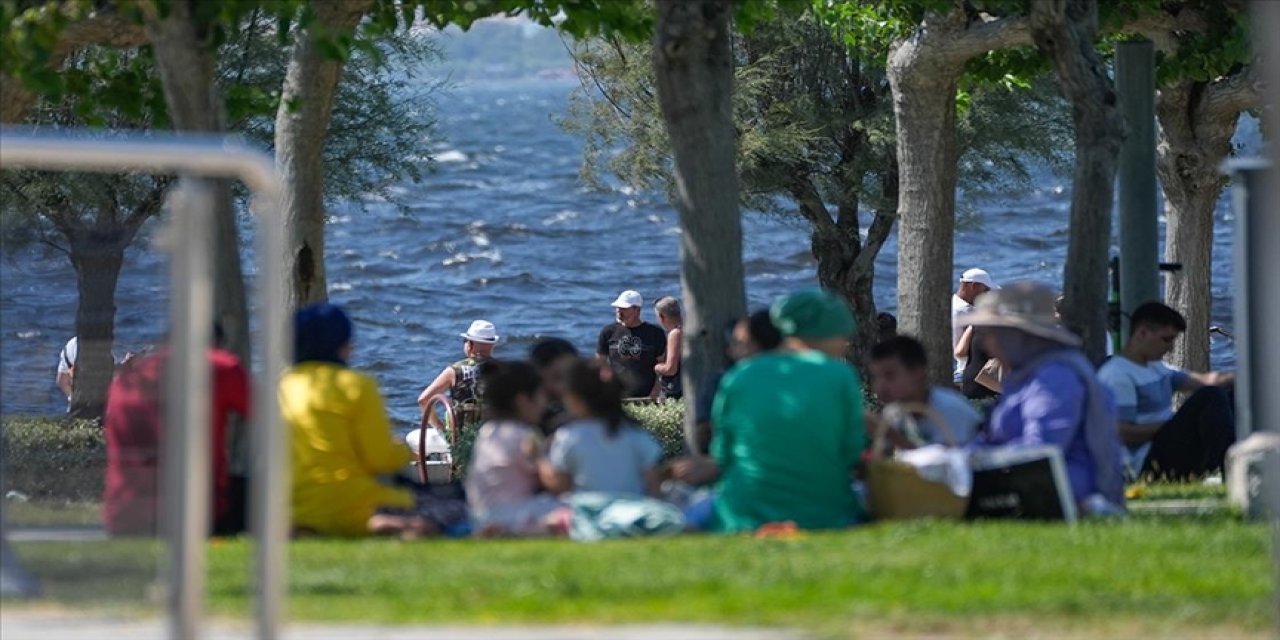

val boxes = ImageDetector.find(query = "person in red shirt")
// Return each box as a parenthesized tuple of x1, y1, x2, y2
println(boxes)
(102, 328, 250, 536)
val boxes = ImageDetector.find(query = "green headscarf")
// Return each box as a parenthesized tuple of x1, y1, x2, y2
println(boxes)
(770, 289, 855, 339)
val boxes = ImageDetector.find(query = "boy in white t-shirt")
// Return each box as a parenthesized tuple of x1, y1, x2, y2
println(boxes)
(869, 335, 983, 446)
(1097, 302, 1234, 479)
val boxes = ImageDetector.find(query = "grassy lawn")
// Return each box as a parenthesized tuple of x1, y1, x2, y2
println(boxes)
(3, 500, 102, 527)
(3, 415, 1268, 636)
(7, 517, 1272, 637)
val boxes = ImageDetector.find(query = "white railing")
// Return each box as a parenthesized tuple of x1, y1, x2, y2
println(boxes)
(0, 129, 289, 640)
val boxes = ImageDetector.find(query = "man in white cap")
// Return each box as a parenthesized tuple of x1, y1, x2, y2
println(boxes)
(952, 268, 998, 383)
(417, 320, 499, 425)
(596, 290, 667, 398)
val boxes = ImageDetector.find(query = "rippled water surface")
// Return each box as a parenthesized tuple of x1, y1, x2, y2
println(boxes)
(0, 79, 1245, 423)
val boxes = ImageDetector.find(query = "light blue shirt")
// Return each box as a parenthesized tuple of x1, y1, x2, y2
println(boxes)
(1097, 356, 1190, 424)
(548, 419, 661, 496)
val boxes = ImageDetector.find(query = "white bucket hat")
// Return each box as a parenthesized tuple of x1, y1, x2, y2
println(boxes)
(611, 290, 643, 309)
(460, 320, 499, 344)
(957, 281, 1081, 346)
(960, 268, 1000, 290)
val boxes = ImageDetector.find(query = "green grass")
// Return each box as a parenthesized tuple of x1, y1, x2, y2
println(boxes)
(3, 500, 102, 527)
(7, 519, 1271, 636)
(1131, 481, 1229, 501)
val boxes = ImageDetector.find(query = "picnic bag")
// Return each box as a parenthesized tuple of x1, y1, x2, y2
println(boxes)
(966, 445, 1077, 522)
(865, 402, 969, 521)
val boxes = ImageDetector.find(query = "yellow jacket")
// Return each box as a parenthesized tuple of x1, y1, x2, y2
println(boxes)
(280, 362, 413, 536)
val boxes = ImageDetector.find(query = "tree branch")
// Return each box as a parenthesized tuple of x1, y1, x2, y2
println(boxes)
(1, 3, 149, 123)
(787, 175, 837, 236)
(952, 14, 1033, 61)
(1202, 66, 1262, 121)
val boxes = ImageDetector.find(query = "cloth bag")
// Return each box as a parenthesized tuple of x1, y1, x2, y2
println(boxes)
(567, 492, 686, 541)
(865, 403, 969, 521)
(975, 358, 1003, 393)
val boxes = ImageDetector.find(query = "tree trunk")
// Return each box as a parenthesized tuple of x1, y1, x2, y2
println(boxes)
(791, 177, 895, 383)
(276, 0, 372, 309)
(1031, 0, 1125, 363)
(1156, 78, 1252, 373)
(144, 0, 250, 362)
(68, 237, 128, 418)
(886, 6, 1030, 384)
(652, 0, 747, 448)
(887, 46, 963, 385)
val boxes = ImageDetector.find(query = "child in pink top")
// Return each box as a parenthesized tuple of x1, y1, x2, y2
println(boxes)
(465, 360, 568, 536)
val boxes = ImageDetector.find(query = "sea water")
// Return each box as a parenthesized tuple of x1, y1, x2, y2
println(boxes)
(0, 79, 1246, 424)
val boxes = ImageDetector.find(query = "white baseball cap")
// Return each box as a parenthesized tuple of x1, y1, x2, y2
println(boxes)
(960, 268, 1000, 290)
(611, 290, 643, 308)
(460, 320, 499, 344)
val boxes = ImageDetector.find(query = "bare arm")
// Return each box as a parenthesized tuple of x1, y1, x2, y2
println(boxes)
(1117, 420, 1163, 447)
(416, 367, 455, 426)
(643, 466, 665, 498)
(56, 371, 73, 397)
(537, 459, 573, 495)
(954, 325, 974, 359)
(1183, 371, 1233, 389)
(671, 455, 721, 486)
(654, 328, 682, 376)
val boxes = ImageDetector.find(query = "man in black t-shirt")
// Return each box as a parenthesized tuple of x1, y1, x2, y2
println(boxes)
(596, 290, 667, 398)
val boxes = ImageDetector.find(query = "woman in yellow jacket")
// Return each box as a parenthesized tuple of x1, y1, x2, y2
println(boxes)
(282, 303, 459, 537)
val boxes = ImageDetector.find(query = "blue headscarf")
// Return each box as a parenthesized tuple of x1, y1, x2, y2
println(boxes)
(294, 303, 352, 365)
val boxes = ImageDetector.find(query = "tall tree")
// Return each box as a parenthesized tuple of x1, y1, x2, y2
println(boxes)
(1031, 0, 1126, 362)
(878, 1, 1031, 383)
(275, 0, 375, 308)
(1136, 0, 1259, 372)
(1, 5, 439, 416)
(567, 13, 1071, 379)
(141, 0, 250, 361)
(651, 0, 746, 444)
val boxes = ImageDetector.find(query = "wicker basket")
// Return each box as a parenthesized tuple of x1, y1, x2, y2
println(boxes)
(864, 402, 969, 521)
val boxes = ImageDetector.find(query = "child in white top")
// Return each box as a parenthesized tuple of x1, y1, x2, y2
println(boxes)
(465, 360, 567, 536)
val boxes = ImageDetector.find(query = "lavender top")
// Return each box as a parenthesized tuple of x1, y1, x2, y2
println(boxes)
(979, 361, 1108, 502)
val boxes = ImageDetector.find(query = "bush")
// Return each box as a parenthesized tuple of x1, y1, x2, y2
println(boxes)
(624, 399, 686, 461)
(2, 416, 105, 502)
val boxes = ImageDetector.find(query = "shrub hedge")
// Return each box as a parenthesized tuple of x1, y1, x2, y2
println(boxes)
(0, 401, 691, 502)
(1, 416, 105, 502)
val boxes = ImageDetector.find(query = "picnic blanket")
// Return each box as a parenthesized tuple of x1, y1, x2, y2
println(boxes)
(568, 492, 686, 541)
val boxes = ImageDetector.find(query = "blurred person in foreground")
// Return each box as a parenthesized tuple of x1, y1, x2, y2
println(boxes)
(102, 325, 249, 537)
(674, 289, 866, 532)
(959, 282, 1126, 516)
(283, 303, 463, 538)
(528, 337, 580, 435)
(690, 309, 782, 455)
(869, 335, 982, 447)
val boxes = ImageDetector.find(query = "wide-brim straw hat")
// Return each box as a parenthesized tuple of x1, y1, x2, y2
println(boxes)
(957, 281, 1082, 347)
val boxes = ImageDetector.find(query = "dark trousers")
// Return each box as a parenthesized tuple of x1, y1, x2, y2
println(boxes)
(1142, 386, 1236, 480)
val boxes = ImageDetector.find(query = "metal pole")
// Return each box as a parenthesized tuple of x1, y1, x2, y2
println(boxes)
(1227, 161, 1273, 444)
(1115, 39, 1160, 338)
(252, 191, 290, 640)
(163, 180, 215, 640)
(0, 130, 288, 640)
(1247, 1, 1280, 632)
